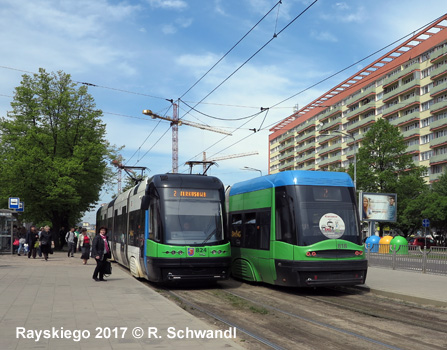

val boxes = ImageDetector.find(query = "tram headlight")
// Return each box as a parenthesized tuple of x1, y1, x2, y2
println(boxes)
(171, 250, 176, 255)
(218, 250, 222, 254)
(178, 251, 184, 255)
(211, 250, 217, 255)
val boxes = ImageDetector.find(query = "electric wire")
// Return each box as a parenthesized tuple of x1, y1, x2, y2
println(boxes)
(181, 0, 319, 121)
(179, 0, 283, 100)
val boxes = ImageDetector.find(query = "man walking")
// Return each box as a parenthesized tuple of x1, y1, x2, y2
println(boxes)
(65, 227, 76, 257)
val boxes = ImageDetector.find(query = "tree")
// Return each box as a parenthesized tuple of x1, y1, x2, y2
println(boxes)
(353, 118, 427, 233)
(0, 69, 116, 236)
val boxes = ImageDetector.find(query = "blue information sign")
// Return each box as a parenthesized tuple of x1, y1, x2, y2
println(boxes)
(8, 197, 20, 209)
(422, 219, 430, 227)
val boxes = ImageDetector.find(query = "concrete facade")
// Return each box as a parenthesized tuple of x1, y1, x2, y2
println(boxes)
(269, 15, 447, 183)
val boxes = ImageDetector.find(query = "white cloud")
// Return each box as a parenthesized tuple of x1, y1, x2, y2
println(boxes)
(310, 30, 338, 42)
(148, 0, 188, 10)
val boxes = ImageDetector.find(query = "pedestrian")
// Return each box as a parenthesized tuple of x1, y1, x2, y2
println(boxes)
(91, 226, 111, 282)
(39, 225, 54, 261)
(78, 228, 91, 265)
(26, 226, 40, 259)
(65, 227, 76, 257)
(17, 227, 27, 256)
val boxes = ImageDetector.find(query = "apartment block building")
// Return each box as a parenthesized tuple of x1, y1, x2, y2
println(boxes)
(269, 15, 447, 183)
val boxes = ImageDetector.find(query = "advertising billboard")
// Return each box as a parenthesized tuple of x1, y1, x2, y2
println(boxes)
(360, 192, 397, 222)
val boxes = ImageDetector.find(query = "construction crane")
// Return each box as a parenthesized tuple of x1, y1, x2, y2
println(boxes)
(143, 103, 232, 174)
(200, 151, 259, 174)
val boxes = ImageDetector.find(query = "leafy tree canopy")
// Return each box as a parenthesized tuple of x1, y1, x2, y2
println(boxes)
(0, 69, 117, 232)
(353, 118, 427, 233)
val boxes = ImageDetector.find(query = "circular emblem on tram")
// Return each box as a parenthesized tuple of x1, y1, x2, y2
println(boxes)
(319, 213, 345, 239)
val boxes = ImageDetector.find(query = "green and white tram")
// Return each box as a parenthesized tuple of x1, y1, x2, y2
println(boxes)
(228, 170, 367, 287)
(97, 173, 231, 282)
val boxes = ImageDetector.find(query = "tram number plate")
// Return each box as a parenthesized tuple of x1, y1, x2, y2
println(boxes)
(337, 243, 347, 249)
(196, 248, 207, 253)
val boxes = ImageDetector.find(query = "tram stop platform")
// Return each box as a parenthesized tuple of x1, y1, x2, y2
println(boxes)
(0, 251, 245, 350)
(357, 266, 447, 308)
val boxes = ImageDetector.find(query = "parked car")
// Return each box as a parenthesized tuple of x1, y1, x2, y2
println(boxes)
(408, 237, 437, 248)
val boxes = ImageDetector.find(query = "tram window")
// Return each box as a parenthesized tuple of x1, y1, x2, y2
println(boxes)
(258, 211, 271, 250)
(275, 188, 296, 245)
(230, 214, 242, 247)
(244, 213, 257, 249)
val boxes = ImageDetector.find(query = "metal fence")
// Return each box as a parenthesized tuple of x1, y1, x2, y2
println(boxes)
(366, 244, 447, 276)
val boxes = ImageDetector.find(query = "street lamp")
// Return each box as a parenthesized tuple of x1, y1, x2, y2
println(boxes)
(319, 130, 357, 190)
(241, 166, 262, 176)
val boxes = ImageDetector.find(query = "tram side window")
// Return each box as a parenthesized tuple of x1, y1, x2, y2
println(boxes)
(149, 201, 160, 242)
(230, 214, 242, 247)
(258, 211, 271, 250)
(244, 213, 257, 249)
(275, 188, 296, 245)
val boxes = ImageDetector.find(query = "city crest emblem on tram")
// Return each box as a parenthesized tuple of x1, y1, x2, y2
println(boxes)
(187, 248, 195, 256)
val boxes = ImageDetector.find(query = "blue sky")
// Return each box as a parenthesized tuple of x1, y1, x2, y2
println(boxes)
(0, 0, 444, 223)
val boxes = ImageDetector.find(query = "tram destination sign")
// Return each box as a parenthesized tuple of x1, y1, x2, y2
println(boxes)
(164, 188, 219, 200)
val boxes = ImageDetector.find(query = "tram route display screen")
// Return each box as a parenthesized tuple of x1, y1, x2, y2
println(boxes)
(163, 188, 220, 200)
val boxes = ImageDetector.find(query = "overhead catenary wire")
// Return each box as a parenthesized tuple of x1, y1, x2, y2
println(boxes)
(180, 0, 320, 120)
(179, 0, 283, 100)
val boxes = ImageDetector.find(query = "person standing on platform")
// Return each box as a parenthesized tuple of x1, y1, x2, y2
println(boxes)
(39, 226, 54, 261)
(26, 226, 40, 259)
(91, 227, 111, 281)
(78, 228, 91, 265)
(65, 227, 76, 257)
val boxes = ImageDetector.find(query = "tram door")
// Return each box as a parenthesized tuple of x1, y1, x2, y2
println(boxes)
(121, 206, 129, 267)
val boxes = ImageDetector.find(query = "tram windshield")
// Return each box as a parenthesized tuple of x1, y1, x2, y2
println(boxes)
(276, 185, 362, 246)
(162, 200, 224, 246)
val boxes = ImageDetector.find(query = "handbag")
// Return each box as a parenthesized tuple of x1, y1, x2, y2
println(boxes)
(104, 261, 112, 275)
(13, 239, 19, 246)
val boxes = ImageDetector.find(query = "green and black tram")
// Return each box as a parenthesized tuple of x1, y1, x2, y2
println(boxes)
(228, 170, 367, 287)
(97, 173, 231, 282)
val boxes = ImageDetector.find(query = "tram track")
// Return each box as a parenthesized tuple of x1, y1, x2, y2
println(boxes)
(153, 279, 447, 350)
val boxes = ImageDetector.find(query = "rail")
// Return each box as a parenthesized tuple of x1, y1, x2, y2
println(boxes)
(366, 244, 447, 276)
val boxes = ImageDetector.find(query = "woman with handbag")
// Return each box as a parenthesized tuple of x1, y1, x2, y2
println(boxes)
(39, 226, 54, 261)
(78, 228, 91, 265)
(91, 227, 111, 281)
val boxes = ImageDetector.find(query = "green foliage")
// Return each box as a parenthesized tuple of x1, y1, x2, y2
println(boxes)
(403, 171, 447, 233)
(355, 119, 427, 232)
(0, 69, 117, 230)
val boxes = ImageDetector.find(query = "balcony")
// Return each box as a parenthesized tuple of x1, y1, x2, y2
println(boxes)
(396, 111, 420, 127)
(405, 143, 420, 154)
(431, 46, 447, 63)
(346, 88, 376, 108)
(318, 143, 342, 156)
(320, 105, 343, 121)
(430, 81, 447, 97)
(383, 78, 420, 103)
(430, 116, 447, 131)
(318, 118, 342, 133)
(383, 64, 420, 87)
(431, 99, 447, 114)
(318, 154, 342, 167)
(383, 95, 420, 117)
(430, 136, 447, 149)
(431, 65, 447, 80)
(346, 114, 376, 133)
(401, 128, 420, 139)
(278, 149, 295, 162)
(429, 153, 447, 165)
(345, 101, 375, 119)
